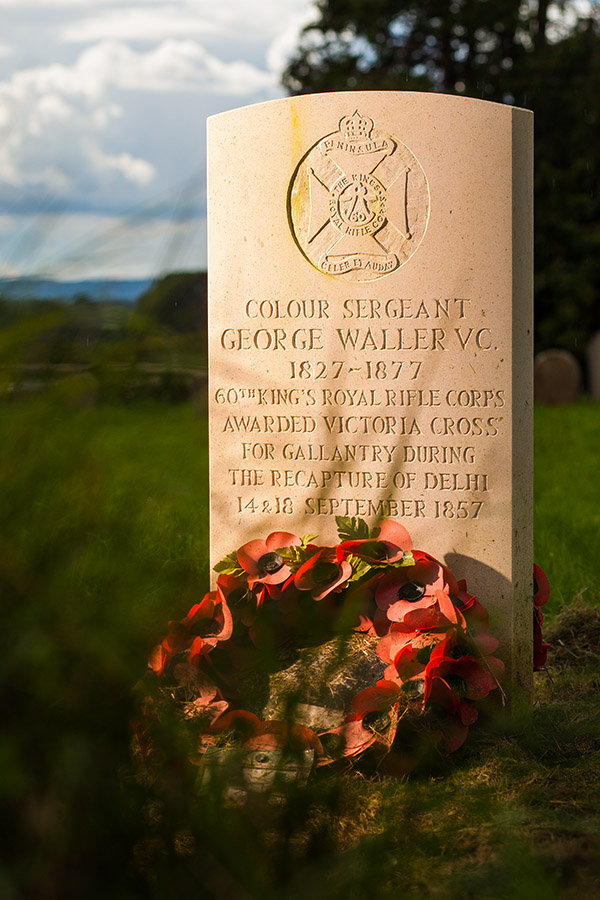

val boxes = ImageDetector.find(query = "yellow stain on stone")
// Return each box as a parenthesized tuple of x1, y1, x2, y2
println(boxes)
(287, 99, 311, 236)
(289, 98, 307, 162)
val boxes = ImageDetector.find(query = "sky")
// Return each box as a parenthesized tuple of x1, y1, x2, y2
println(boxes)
(0, 0, 317, 280)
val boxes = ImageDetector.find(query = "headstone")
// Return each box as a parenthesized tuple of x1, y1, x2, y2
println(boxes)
(208, 92, 533, 699)
(586, 332, 600, 401)
(534, 349, 582, 404)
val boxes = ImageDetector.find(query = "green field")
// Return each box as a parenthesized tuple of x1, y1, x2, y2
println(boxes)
(1, 391, 598, 899)
(534, 400, 600, 611)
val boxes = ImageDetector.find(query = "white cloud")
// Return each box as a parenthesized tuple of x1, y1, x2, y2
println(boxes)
(60, 0, 318, 63)
(0, 0, 315, 276)
(1, 39, 276, 101)
(0, 0, 167, 6)
(0, 51, 150, 205)
(0, 37, 279, 214)
(266, 2, 319, 74)
(75, 39, 275, 94)
(62, 6, 221, 43)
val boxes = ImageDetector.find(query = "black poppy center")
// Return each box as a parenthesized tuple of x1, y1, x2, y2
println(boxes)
(444, 674, 468, 697)
(367, 541, 390, 560)
(533, 576, 539, 595)
(397, 582, 426, 602)
(320, 732, 344, 755)
(257, 552, 284, 575)
(313, 561, 340, 585)
(363, 710, 391, 733)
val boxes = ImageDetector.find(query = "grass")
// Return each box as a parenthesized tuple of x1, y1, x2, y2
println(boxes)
(0, 387, 598, 899)
(534, 399, 600, 612)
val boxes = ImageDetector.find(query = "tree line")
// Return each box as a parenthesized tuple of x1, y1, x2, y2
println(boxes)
(283, 0, 600, 363)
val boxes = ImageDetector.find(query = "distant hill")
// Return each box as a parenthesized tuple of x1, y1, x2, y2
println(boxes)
(0, 278, 153, 304)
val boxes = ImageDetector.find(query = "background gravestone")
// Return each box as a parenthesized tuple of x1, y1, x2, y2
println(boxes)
(586, 332, 600, 401)
(534, 349, 582, 404)
(208, 92, 533, 698)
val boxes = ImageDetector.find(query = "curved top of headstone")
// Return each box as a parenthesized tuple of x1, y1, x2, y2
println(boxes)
(534, 349, 582, 404)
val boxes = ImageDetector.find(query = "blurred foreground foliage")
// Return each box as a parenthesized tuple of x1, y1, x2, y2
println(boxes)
(0, 312, 598, 898)
(0, 391, 209, 899)
(136, 271, 207, 335)
(0, 287, 206, 403)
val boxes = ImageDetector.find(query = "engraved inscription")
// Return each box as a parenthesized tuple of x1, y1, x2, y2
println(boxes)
(214, 293, 502, 533)
(288, 111, 429, 282)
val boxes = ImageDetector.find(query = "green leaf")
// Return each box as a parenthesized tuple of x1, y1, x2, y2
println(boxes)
(213, 550, 244, 577)
(278, 543, 317, 572)
(348, 555, 372, 582)
(300, 534, 320, 546)
(398, 551, 415, 567)
(336, 516, 370, 542)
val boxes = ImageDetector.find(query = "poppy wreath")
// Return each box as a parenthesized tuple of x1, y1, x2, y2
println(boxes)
(141, 518, 550, 777)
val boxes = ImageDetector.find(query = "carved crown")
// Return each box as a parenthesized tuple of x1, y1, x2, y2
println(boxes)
(339, 110, 374, 141)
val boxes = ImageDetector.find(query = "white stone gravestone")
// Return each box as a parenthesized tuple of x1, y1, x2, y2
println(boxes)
(208, 92, 533, 700)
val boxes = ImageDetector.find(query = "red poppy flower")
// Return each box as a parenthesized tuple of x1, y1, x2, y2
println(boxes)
(470, 631, 500, 656)
(443, 569, 490, 630)
(425, 673, 479, 722)
(340, 519, 413, 564)
(188, 598, 234, 666)
(148, 642, 170, 675)
(534, 606, 551, 670)
(340, 573, 383, 635)
(423, 674, 479, 753)
(374, 552, 446, 623)
(189, 635, 215, 666)
(403, 589, 467, 631)
(418, 629, 505, 752)
(317, 680, 401, 765)
(215, 571, 272, 633)
(209, 708, 263, 737)
(533, 564, 551, 670)
(237, 531, 301, 587)
(379, 629, 448, 684)
(179, 676, 229, 723)
(316, 718, 378, 764)
(534, 618, 550, 669)
(426, 652, 503, 701)
(148, 610, 206, 675)
(183, 592, 218, 628)
(423, 632, 504, 711)
(376, 622, 421, 665)
(184, 697, 229, 723)
(533, 563, 550, 608)
(149, 586, 234, 675)
(294, 546, 353, 601)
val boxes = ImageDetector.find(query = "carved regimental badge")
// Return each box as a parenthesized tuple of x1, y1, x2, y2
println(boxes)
(288, 110, 429, 281)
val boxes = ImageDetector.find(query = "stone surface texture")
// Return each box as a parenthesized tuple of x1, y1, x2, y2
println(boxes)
(208, 92, 533, 698)
(586, 332, 600, 401)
